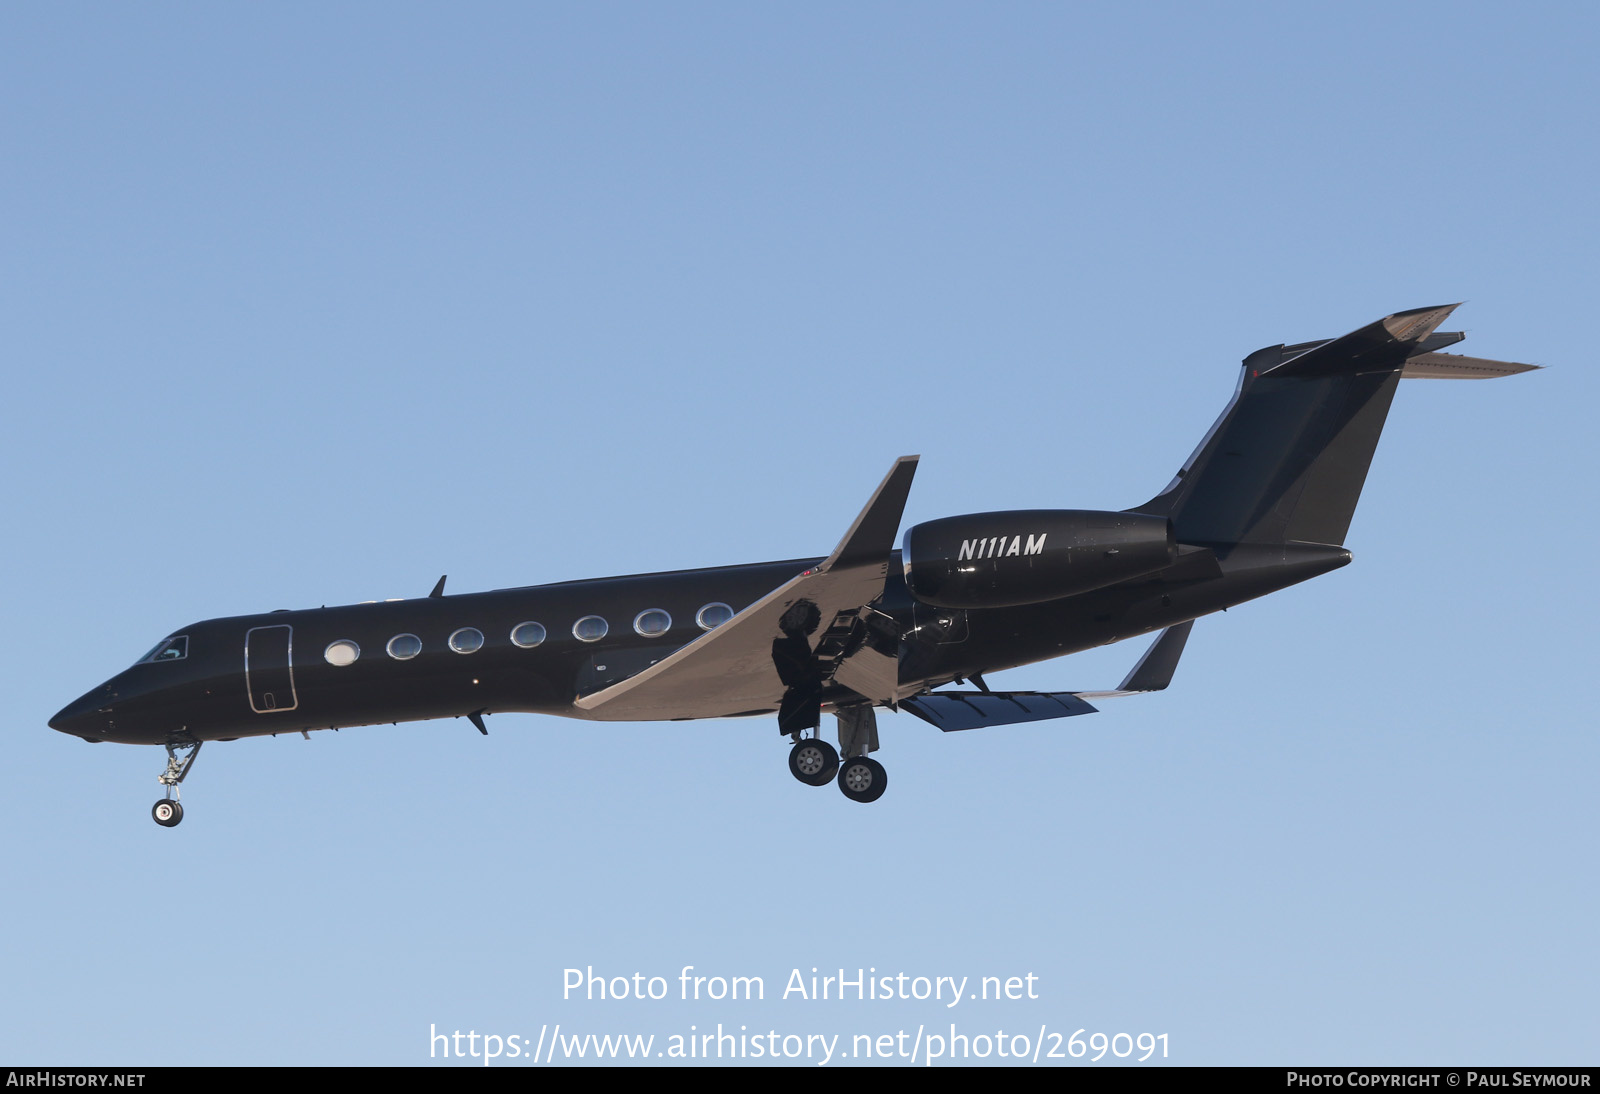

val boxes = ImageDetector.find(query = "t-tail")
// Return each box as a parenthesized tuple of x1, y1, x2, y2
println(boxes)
(1130, 304, 1539, 550)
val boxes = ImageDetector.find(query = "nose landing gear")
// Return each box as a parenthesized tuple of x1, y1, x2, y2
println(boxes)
(152, 740, 201, 828)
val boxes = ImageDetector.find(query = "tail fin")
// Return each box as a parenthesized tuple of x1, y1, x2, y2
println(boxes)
(1133, 305, 1539, 548)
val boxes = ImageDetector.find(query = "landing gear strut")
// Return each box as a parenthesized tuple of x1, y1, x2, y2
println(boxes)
(152, 740, 201, 828)
(834, 705, 886, 804)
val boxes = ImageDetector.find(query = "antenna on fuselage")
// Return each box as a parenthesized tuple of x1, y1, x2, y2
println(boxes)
(429, 575, 447, 598)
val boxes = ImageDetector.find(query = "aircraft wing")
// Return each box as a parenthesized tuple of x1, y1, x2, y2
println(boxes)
(900, 621, 1194, 732)
(571, 457, 919, 721)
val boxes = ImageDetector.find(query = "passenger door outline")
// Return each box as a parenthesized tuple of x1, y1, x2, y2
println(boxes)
(245, 625, 298, 713)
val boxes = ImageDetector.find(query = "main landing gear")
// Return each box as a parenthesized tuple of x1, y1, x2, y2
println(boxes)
(786, 706, 887, 804)
(837, 756, 887, 804)
(788, 737, 839, 786)
(152, 740, 201, 828)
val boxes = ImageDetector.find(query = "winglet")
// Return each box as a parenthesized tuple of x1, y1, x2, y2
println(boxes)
(1115, 620, 1193, 693)
(821, 456, 919, 571)
(1074, 621, 1195, 699)
(897, 619, 1197, 731)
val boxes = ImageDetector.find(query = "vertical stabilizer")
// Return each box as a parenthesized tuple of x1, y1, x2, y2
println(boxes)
(1132, 305, 1532, 548)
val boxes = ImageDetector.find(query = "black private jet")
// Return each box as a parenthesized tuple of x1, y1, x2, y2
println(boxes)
(51, 305, 1537, 824)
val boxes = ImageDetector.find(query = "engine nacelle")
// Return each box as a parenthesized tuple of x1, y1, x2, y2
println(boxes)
(901, 509, 1175, 608)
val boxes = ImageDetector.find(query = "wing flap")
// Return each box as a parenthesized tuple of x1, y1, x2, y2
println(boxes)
(900, 691, 1098, 732)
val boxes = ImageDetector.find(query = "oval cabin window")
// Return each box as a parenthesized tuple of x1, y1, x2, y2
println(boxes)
(449, 627, 485, 654)
(511, 621, 547, 648)
(696, 603, 734, 631)
(325, 640, 360, 667)
(572, 616, 608, 643)
(633, 609, 671, 637)
(386, 634, 422, 660)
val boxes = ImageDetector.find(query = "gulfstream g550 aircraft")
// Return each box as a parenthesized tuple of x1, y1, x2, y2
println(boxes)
(51, 305, 1537, 825)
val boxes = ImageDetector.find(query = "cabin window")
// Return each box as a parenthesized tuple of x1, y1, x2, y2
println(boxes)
(137, 635, 188, 664)
(511, 621, 547, 648)
(324, 640, 360, 667)
(696, 603, 734, 631)
(572, 615, 608, 643)
(449, 627, 485, 654)
(633, 609, 671, 638)
(386, 633, 422, 660)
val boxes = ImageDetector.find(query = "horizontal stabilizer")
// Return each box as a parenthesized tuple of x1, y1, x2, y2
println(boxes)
(900, 691, 1098, 732)
(1401, 352, 1542, 379)
(1260, 304, 1460, 379)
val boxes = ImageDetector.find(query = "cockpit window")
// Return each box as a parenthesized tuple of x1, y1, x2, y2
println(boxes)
(137, 636, 188, 664)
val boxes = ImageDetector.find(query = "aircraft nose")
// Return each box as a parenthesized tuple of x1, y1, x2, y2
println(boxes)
(50, 687, 111, 739)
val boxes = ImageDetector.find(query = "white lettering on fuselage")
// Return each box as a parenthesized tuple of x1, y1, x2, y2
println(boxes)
(956, 534, 1047, 561)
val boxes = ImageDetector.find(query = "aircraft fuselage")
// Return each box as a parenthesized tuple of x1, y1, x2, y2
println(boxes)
(50, 543, 1347, 747)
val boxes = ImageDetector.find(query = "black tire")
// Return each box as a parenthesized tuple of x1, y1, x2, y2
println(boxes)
(788, 738, 839, 787)
(838, 757, 887, 803)
(152, 800, 183, 827)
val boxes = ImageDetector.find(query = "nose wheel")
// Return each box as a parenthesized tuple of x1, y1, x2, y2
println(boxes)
(152, 740, 201, 827)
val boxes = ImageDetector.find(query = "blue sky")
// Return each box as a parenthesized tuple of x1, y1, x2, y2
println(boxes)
(2, 2, 1594, 1066)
